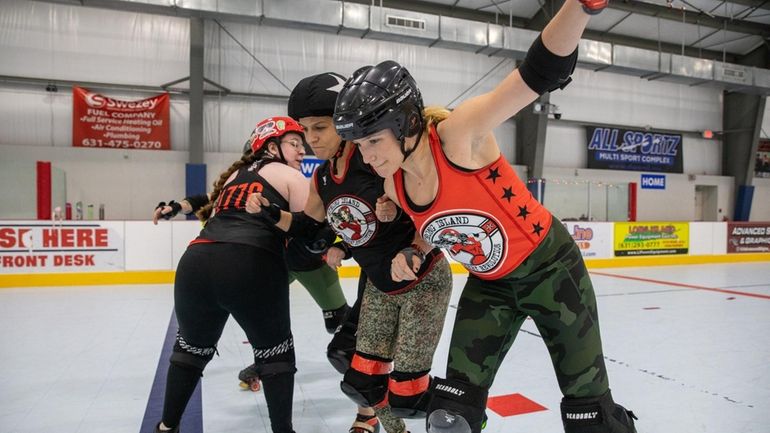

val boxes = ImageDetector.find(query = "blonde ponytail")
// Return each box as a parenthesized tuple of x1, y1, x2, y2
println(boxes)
(422, 105, 451, 134)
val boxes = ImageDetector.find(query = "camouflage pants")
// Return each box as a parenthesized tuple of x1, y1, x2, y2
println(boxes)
(447, 220, 610, 399)
(356, 256, 453, 433)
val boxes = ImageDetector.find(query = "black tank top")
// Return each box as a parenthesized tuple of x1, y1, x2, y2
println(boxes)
(197, 160, 289, 254)
(314, 146, 441, 294)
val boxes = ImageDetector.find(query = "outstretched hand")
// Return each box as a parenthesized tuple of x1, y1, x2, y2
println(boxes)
(152, 201, 182, 225)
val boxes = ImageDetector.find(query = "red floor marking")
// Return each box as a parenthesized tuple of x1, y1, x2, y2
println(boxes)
(487, 393, 548, 417)
(591, 271, 770, 300)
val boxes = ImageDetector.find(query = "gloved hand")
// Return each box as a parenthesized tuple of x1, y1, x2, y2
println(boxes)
(153, 200, 182, 224)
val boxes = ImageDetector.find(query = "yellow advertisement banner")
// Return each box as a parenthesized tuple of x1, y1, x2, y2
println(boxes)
(614, 222, 689, 256)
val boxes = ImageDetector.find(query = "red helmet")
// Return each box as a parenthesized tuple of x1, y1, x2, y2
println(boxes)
(247, 116, 304, 154)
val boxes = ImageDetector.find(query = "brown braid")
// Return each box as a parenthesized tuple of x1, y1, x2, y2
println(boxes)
(196, 151, 264, 222)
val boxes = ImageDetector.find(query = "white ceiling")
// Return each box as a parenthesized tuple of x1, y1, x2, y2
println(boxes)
(413, 0, 770, 56)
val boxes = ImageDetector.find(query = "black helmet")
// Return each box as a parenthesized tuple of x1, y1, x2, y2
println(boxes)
(333, 60, 423, 150)
(288, 72, 347, 119)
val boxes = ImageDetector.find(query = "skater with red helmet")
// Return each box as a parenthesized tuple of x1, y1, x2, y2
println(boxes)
(153, 116, 313, 433)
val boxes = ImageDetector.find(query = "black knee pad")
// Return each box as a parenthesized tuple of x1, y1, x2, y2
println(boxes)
(252, 337, 297, 379)
(340, 353, 391, 408)
(389, 371, 431, 419)
(561, 389, 637, 433)
(426, 377, 488, 433)
(327, 321, 357, 374)
(170, 333, 216, 373)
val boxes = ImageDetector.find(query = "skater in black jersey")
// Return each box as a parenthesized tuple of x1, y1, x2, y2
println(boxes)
(154, 123, 352, 392)
(246, 73, 454, 433)
(152, 116, 310, 433)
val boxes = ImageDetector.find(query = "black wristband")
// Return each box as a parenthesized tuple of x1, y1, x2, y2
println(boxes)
(183, 194, 209, 213)
(258, 202, 283, 225)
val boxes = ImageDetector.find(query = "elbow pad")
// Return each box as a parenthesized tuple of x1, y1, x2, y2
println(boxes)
(287, 211, 326, 239)
(518, 35, 578, 95)
(305, 223, 337, 255)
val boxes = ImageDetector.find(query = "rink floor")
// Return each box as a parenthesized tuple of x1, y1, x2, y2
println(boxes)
(1, 262, 769, 433)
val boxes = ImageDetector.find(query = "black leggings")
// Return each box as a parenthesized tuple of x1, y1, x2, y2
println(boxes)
(174, 242, 290, 348)
(163, 242, 294, 433)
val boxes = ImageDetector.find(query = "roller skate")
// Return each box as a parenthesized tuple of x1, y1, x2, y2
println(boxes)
(349, 412, 380, 433)
(323, 304, 351, 334)
(154, 422, 179, 433)
(238, 363, 261, 392)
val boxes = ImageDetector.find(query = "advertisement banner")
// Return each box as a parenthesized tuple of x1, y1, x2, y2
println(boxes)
(586, 126, 683, 173)
(614, 222, 689, 256)
(72, 86, 170, 150)
(756, 140, 770, 178)
(0, 222, 125, 273)
(563, 222, 613, 259)
(300, 157, 324, 178)
(727, 222, 770, 253)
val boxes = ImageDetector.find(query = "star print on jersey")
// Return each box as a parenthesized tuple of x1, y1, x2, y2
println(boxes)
(532, 222, 544, 236)
(421, 211, 506, 275)
(486, 167, 501, 183)
(501, 186, 515, 202)
(327, 195, 377, 247)
(517, 205, 531, 220)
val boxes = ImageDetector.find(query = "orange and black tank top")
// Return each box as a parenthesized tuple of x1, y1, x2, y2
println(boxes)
(393, 124, 553, 280)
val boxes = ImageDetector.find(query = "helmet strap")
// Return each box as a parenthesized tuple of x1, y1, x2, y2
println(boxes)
(399, 117, 424, 163)
(331, 139, 346, 176)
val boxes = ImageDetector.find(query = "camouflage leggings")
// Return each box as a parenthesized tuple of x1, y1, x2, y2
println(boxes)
(356, 256, 453, 433)
(447, 220, 610, 399)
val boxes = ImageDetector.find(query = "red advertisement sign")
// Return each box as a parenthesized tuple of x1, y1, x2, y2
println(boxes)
(72, 86, 170, 150)
(727, 222, 770, 253)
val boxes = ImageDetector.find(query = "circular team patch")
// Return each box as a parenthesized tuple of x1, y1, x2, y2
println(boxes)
(327, 195, 377, 247)
(421, 212, 506, 275)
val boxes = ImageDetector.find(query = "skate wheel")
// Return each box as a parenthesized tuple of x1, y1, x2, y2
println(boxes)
(240, 379, 261, 392)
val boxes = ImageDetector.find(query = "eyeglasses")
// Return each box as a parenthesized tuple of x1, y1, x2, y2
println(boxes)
(280, 139, 305, 152)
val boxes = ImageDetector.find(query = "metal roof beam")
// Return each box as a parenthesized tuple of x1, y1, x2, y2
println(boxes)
(342, 0, 737, 61)
(608, 0, 770, 37)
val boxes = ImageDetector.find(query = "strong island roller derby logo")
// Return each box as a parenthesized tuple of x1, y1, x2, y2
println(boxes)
(421, 211, 506, 275)
(327, 195, 377, 247)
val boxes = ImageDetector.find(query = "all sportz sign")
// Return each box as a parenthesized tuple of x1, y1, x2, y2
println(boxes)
(586, 126, 683, 173)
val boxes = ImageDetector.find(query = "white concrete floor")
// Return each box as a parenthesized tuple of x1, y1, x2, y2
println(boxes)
(1, 262, 769, 433)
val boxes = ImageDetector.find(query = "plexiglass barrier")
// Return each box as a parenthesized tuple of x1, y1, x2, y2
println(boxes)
(540, 179, 629, 222)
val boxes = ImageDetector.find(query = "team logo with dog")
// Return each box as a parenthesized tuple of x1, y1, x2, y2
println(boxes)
(327, 195, 377, 247)
(421, 211, 506, 274)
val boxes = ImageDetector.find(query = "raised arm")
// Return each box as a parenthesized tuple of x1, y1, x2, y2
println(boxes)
(440, 1, 592, 155)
